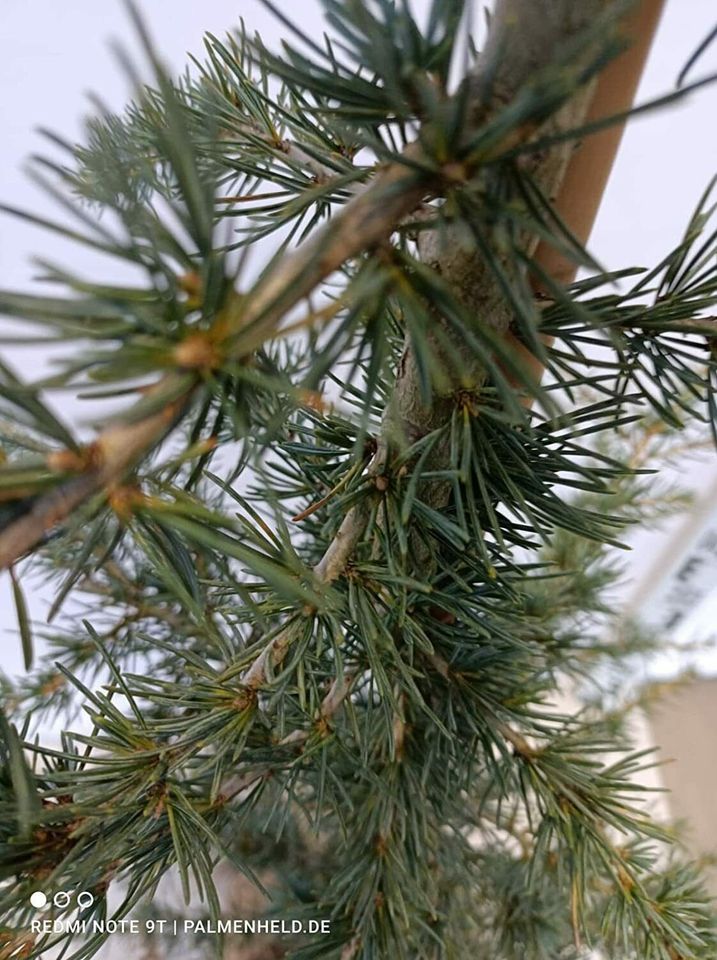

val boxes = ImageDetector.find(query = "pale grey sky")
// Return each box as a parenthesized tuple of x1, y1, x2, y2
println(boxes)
(1, 0, 717, 680)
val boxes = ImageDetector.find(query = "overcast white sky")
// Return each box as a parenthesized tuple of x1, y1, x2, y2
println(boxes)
(1, 0, 717, 681)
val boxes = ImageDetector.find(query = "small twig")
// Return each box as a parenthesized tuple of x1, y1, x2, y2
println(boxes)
(319, 670, 357, 720)
(242, 623, 297, 691)
(278, 670, 358, 748)
(220, 767, 271, 804)
(312, 499, 371, 584)
(496, 721, 536, 759)
(218, 117, 354, 187)
(0, 380, 191, 569)
(392, 691, 407, 761)
(276, 138, 348, 185)
(312, 440, 388, 582)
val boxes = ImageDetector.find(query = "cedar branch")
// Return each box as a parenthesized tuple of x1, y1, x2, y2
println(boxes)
(234, 0, 628, 692)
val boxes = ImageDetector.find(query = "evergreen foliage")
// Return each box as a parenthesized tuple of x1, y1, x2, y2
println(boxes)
(1, 2, 717, 957)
